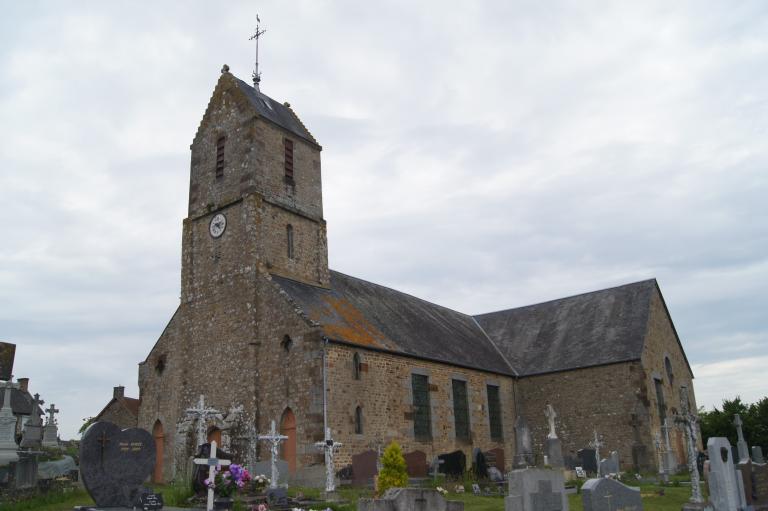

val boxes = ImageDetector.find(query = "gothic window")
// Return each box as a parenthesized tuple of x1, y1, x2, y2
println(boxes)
(486, 384, 503, 441)
(355, 406, 363, 434)
(284, 138, 294, 182)
(654, 377, 666, 421)
(281, 335, 293, 353)
(353, 352, 361, 380)
(286, 224, 294, 259)
(665, 356, 674, 385)
(411, 374, 432, 439)
(452, 379, 470, 441)
(215, 136, 226, 178)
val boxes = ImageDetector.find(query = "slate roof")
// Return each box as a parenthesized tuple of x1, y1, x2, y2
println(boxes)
(271, 271, 515, 375)
(95, 396, 140, 421)
(474, 280, 657, 376)
(0, 387, 41, 416)
(233, 77, 320, 148)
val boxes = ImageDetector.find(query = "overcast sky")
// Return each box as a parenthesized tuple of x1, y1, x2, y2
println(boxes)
(1, 1, 767, 439)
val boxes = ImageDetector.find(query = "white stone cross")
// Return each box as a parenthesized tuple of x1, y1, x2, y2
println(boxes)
(257, 420, 287, 489)
(185, 395, 222, 448)
(544, 404, 558, 439)
(588, 430, 604, 474)
(315, 427, 342, 492)
(194, 440, 231, 511)
(45, 403, 59, 425)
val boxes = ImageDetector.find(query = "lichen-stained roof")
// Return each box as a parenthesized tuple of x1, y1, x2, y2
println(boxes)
(474, 280, 657, 376)
(233, 77, 320, 148)
(271, 271, 515, 375)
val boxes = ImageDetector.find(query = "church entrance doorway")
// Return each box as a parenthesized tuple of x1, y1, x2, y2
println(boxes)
(207, 427, 222, 447)
(152, 420, 164, 484)
(280, 408, 297, 473)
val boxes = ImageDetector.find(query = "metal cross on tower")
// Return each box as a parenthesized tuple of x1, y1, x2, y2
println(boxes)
(315, 427, 342, 493)
(185, 395, 222, 448)
(257, 420, 288, 489)
(249, 15, 267, 90)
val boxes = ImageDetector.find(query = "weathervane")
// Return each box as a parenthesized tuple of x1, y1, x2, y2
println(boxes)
(249, 15, 267, 90)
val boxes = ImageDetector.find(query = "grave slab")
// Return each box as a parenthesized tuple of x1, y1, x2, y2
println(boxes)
(505, 468, 568, 511)
(358, 487, 463, 511)
(581, 478, 642, 511)
(706, 437, 743, 511)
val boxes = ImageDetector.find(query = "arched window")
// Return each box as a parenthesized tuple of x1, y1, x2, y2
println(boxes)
(355, 406, 363, 434)
(665, 356, 674, 385)
(155, 355, 166, 376)
(353, 352, 361, 380)
(281, 335, 293, 353)
(286, 224, 294, 259)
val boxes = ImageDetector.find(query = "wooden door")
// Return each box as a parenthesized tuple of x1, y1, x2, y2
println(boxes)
(152, 420, 164, 484)
(207, 427, 222, 448)
(280, 409, 297, 473)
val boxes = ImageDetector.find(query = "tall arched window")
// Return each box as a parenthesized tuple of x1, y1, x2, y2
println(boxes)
(286, 224, 294, 259)
(281, 335, 293, 353)
(355, 406, 363, 434)
(664, 356, 674, 385)
(353, 352, 361, 380)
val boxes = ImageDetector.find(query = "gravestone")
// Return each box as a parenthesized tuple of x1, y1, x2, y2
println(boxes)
(577, 449, 597, 474)
(473, 448, 488, 479)
(598, 451, 619, 477)
(544, 405, 564, 469)
(706, 437, 743, 511)
(359, 487, 464, 511)
(404, 450, 428, 477)
(438, 450, 466, 478)
(486, 448, 506, 471)
(488, 466, 504, 482)
(20, 393, 44, 448)
(41, 403, 60, 448)
(79, 421, 156, 508)
(581, 478, 642, 511)
(505, 468, 568, 511)
(514, 415, 534, 467)
(754, 447, 766, 464)
(734, 414, 751, 463)
(252, 459, 289, 486)
(0, 342, 15, 381)
(267, 487, 289, 508)
(352, 449, 378, 486)
(14, 451, 38, 489)
(737, 460, 768, 510)
(0, 380, 19, 465)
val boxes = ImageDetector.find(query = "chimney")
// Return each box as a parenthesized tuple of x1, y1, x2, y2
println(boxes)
(113, 386, 125, 399)
(17, 377, 29, 393)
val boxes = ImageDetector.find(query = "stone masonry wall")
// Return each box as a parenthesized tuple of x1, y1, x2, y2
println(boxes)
(641, 287, 701, 465)
(96, 401, 138, 429)
(325, 343, 517, 471)
(517, 361, 649, 472)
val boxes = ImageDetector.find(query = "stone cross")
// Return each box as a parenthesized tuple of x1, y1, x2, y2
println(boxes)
(0, 379, 20, 459)
(185, 395, 222, 448)
(545, 404, 558, 439)
(431, 457, 445, 481)
(314, 427, 342, 492)
(45, 403, 59, 426)
(675, 411, 703, 504)
(257, 420, 287, 489)
(588, 430, 604, 475)
(734, 414, 750, 462)
(29, 394, 44, 426)
(193, 440, 231, 511)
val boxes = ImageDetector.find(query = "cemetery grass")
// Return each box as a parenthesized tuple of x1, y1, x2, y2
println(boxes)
(0, 488, 93, 511)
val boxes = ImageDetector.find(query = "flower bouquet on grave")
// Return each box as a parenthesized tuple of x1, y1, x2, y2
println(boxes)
(250, 473, 270, 494)
(205, 463, 252, 498)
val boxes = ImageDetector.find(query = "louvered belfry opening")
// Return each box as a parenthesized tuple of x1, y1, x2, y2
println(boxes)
(215, 136, 225, 177)
(284, 138, 294, 182)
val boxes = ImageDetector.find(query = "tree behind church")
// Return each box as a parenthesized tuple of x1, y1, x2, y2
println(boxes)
(377, 441, 409, 495)
(699, 396, 768, 451)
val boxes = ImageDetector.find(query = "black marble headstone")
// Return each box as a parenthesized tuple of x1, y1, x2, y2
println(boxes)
(192, 443, 234, 495)
(80, 421, 156, 508)
(267, 487, 289, 507)
(577, 448, 597, 473)
(438, 450, 466, 477)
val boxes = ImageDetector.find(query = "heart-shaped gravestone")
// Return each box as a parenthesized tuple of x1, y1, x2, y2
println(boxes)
(80, 421, 156, 507)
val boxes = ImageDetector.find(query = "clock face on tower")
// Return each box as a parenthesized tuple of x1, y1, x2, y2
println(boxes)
(209, 213, 227, 238)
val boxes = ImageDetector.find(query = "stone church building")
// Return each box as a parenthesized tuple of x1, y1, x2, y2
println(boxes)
(134, 67, 699, 483)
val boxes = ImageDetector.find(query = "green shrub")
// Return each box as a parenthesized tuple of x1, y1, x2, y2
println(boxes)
(377, 441, 409, 495)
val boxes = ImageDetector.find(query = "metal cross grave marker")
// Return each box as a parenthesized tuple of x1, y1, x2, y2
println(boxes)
(315, 427, 342, 492)
(185, 395, 222, 448)
(257, 420, 287, 489)
(193, 440, 231, 511)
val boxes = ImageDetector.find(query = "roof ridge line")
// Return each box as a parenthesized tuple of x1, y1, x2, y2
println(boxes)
(474, 278, 658, 318)
(471, 316, 520, 377)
